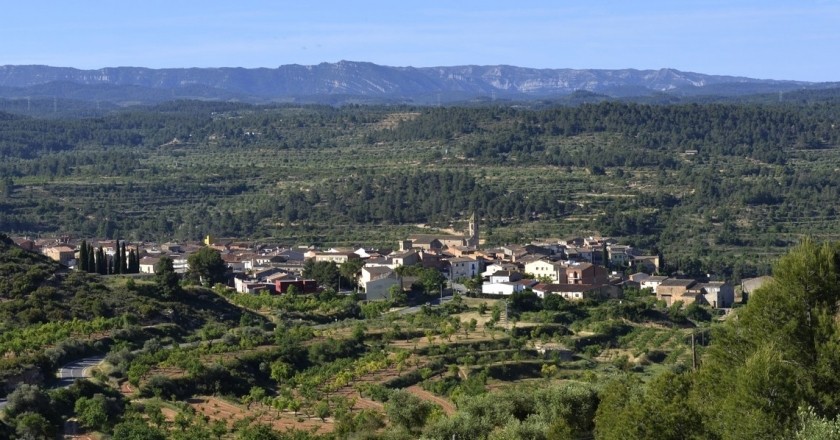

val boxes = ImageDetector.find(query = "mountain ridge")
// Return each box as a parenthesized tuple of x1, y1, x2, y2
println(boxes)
(0, 61, 830, 105)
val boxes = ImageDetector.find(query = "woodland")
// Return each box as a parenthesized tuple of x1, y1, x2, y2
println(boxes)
(2, 97, 840, 280)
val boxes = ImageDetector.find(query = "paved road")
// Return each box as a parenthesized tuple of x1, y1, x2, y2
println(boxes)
(0, 355, 106, 411)
(396, 293, 454, 315)
(55, 355, 106, 387)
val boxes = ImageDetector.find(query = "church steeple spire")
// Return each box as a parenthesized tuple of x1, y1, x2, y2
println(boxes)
(467, 212, 479, 247)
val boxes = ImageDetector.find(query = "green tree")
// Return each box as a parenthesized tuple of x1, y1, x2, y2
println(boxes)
(315, 400, 331, 422)
(237, 423, 282, 440)
(114, 241, 122, 275)
(112, 417, 166, 440)
(419, 267, 445, 296)
(796, 406, 840, 440)
(385, 390, 432, 432)
(694, 240, 840, 438)
(244, 386, 267, 409)
(463, 274, 483, 294)
(4, 384, 52, 420)
(96, 246, 107, 275)
(187, 246, 227, 286)
(128, 247, 140, 273)
(303, 259, 340, 290)
(120, 241, 128, 274)
(79, 240, 88, 272)
(339, 258, 364, 287)
(14, 412, 54, 440)
(389, 284, 407, 305)
(155, 256, 181, 298)
(75, 394, 116, 431)
(270, 360, 292, 385)
(87, 243, 95, 273)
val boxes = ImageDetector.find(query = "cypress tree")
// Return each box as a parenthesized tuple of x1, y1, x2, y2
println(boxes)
(114, 243, 121, 275)
(129, 248, 139, 273)
(87, 243, 95, 273)
(120, 242, 128, 274)
(79, 240, 88, 271)
(97, 247, 106, 275)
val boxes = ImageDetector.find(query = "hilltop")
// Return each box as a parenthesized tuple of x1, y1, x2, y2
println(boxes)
(0, 61, 836, 106)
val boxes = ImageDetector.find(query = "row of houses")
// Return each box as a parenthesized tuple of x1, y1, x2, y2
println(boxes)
(19, 231, 738, 309)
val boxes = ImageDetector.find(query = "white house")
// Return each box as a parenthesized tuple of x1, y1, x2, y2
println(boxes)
(640, 275, 669, 293)
(482, 282, 521, 296)
(171, 254, 190, 274)
(359, 266, 399, 301)
(629, 272, 651, 283)
(391, 250, 420, 267)
(234, 277, 274, 294)
(139, 256, 159, 274)
(699, 282, 735, 309)
(607, 245, 634, 267)
(524, 259, 557, 282)
(533, 283, 620, 300)
(489, 271, 523, 285)
(313, 252, 359, 264)
(359, 266, 394, 285)
(481, 279, 537, 296)
(448, 257, 480, 280)
(481, 262, 519, 279)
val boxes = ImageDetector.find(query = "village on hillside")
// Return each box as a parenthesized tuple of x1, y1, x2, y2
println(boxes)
(14, 214, 765, 312)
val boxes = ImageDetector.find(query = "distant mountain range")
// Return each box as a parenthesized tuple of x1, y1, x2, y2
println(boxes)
(0, 61, 837, 107)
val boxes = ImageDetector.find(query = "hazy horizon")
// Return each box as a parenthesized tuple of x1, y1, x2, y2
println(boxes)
(4, 1, 840, 82)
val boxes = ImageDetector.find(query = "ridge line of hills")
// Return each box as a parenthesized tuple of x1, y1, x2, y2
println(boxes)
(1, 61, 839, 106)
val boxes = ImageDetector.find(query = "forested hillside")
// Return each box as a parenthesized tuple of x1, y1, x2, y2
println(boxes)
(0, 233, 250, 398)
(2, 99, 840, 279)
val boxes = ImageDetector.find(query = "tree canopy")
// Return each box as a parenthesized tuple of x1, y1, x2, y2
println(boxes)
(187, 247, 227, 286)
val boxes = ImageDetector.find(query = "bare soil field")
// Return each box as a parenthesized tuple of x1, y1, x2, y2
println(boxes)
(188, 395, 333, 435)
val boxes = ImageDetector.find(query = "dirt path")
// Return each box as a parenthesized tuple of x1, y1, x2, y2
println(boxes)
(406, 385, 456, 415)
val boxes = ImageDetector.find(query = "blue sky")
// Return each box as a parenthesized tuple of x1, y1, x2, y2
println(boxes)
(3, 1, 839, 81)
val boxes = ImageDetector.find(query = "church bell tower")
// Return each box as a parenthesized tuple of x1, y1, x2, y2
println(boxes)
(467, 212, 479, 247)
